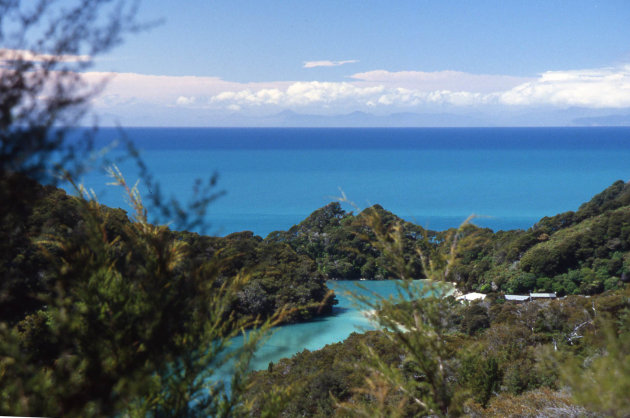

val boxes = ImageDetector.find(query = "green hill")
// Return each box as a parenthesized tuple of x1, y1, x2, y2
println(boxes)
(267, 180, 630, 297)
(0, 173, 336, 326)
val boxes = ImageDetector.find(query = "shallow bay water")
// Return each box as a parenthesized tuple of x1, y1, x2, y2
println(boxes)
(221, 280, 425, 377)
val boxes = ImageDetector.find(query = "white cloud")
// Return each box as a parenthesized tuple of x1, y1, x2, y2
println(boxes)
(82, 65, 630, 121)
(350, 69, 531, 93)
(0, 48, 90, 64)
(210, 81, 386, 108)
(86, 72, 292, 109)
(175, 96, 196, 106)
(286, 81, 383, 104)
(209, 81, 488, 109)
(303, 59, 358, 68)
(208, 66, 630, 110)
(500, 65, 630, 108)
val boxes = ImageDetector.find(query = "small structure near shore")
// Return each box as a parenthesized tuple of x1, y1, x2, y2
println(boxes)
(505, 294, 530, 302)
(456, 291, 559, 304)
(530, 292, 557, 299)
(456, 292, 487, 302)
(504, 292, 558, 302)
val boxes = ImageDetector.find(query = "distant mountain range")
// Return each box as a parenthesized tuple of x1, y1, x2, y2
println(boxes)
(98, 104, 630, 127)
(256, 110, 486, 127)
(245, 109, 630, 127)
(572, 114, 630, 126)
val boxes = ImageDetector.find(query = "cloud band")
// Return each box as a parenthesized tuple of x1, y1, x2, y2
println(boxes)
(303, 59, 358, 68)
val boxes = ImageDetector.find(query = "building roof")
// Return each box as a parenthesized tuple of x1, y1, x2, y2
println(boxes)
(456, 292, 487, 301)
(530, 292, 557, 298)
(505, 295, 530, 301)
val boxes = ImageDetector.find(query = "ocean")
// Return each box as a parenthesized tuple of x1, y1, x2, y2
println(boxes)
(75, 127, 630, 236)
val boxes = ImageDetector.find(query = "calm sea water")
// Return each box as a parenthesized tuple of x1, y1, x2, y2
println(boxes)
(75, 127, 630, 236)
(222, 280, 424, 375)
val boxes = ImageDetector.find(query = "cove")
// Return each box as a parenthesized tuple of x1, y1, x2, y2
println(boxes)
(234, 280, 426, 373)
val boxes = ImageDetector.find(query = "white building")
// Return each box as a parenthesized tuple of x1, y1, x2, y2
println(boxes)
(456, 292, 487, 302)
(530, 292, 557, 299)
(505, 295, 530, 302)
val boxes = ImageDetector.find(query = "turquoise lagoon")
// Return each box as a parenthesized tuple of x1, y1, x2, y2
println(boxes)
(230, 280, 427, 373)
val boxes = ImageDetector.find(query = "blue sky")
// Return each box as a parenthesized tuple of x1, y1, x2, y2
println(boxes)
(75, 1, 630, 125)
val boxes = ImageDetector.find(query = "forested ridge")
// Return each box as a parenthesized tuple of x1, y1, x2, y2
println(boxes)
(244, 179, 630, 415)
(5, 172, 627, 327)
(0, 172, 336, 326)
(266, 202, 433, 280)
(270, 179, 630, 296)
(0, 171, 337, 415)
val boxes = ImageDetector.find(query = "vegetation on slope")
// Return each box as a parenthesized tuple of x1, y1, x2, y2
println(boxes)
(268, 180, 630, 297)
(449, 180, 630, 295)
(246, 181, 630, 416)
(266, 202, 439, 280)
(0, 172, 335, 416)
(246, 287, 630, 416)
(0, 172, 335, 327)
(1, 171, 628, 416)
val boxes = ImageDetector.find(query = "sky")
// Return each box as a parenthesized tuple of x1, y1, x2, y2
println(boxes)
(21, 0, 630, 126)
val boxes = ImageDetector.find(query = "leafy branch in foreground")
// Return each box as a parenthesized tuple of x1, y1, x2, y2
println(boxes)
(0, 169, 278, 417)
(558, 303, 630, 417)
(0, 0, 149, 183)
(334, 198, 473, 417)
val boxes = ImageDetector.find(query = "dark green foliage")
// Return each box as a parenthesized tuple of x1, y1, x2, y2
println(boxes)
(3, 153, 629, 415)
(520, 207, 630, 277)
(246, 331, 401, 417)
(177, 230, 336, 323)
(0, 173, 335, 416)
(242, 179, 630, 415)
(0, 173, 335, 327)
(0, 173, 59, 323)
(459, 350, 501, 407)
(461, 303, 490, 335)
(440, 180, 630, 295)
(503, 272, 536, 294)
(266, 202, 435, 280)
(575, 180, 630, 221)
(248, 287, 630, 415)
(265, 180, 630, 298)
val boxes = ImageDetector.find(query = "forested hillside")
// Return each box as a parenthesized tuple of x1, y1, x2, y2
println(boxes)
(269, 180, 630, 296)
(450, 180, 630, 295)
(246, 287, 630, 416)
(0, 172, 337, 415)
(0, 173, 336, 326)
(266, 202, 438, 280)
(4, 174, 627, 332)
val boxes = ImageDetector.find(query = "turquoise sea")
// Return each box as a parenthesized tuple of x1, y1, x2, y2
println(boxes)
(77, 127, 630, 237)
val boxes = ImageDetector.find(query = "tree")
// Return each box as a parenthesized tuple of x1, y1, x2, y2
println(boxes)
(0, 2, 280, 416)
(0, 173, 274, 416)
(559, 302, 630, 417)
(0, 0, 146, 181)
